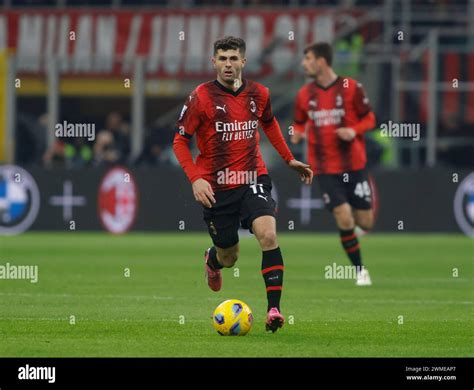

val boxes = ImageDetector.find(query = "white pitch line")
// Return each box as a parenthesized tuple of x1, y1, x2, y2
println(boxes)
(0, 317, 471, 324)
(0, 292, 178, 300)
(0, 317, 209, 323)
(304, 297, 474, 306)
(0, 292, 472, 306)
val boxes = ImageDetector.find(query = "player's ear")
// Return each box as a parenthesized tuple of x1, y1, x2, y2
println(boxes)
(211, 55, 217, 69)
(241, 57, 247, 68)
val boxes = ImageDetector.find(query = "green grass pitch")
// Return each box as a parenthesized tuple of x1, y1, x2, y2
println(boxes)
(0, 232, 472, 357)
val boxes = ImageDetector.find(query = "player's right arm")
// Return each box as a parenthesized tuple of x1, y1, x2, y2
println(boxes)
(172, 90, 216, 208)
(290, 88, 308, 145)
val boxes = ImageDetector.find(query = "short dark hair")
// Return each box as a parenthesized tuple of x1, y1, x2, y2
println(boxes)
(304, 42, 333, 66)
(214, 36, 246, 56)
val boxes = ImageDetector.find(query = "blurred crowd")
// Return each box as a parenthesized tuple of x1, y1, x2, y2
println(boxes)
(17, 111, 176, 169)
(16, 106, 473, 171)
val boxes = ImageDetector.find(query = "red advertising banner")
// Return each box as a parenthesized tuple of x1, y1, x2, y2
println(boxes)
(0, 9, 365, 78)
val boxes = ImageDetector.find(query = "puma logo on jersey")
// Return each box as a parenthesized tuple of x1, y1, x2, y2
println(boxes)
(258, 195, 268, 201)
(178, 105, 188, 120)
(216, 105, 227, 113)
(309, 99, 317, 107)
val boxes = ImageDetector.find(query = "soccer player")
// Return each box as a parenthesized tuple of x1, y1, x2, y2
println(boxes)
(290, 42, 376, 286)
(173, 36, 313, 333)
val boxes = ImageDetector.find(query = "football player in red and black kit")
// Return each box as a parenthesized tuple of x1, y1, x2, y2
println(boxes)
(291, 42, 376, 286)
(173, 36, 313, 332)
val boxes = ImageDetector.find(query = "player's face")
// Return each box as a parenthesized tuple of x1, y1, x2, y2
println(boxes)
(301, 51, 321, 78)
(212, 49, 246, 85)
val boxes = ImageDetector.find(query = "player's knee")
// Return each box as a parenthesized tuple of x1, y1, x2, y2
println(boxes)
(336, 213, 355, 230)
(257, 230, 278, 250)
(336, 215, 355, 230)
(340, 221, 354, 230)
(218, 250, 239, 267)
(358, 216, 374, 231)
(333, 206, 355, 230)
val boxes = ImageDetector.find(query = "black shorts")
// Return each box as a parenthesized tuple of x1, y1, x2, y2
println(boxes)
(317, 169, 372, 212)
(203, 175, 276, 249)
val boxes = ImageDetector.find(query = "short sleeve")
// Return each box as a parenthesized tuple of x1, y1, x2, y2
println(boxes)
(353, 82, 371, 118)
(260, 89, 275, 123)
(294, 88, 308, 124)
(293, 89, 308, 133)
(176, 90, 202, 139)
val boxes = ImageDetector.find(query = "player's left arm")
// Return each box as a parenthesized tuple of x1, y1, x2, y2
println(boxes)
(336, 82, 376, 142)
(260, 91, 313, 184)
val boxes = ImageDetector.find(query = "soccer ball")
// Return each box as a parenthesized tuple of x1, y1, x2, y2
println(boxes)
(212, 299, 253, 336)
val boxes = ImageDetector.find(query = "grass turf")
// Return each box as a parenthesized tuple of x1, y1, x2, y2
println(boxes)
(0, 232, 472, 357)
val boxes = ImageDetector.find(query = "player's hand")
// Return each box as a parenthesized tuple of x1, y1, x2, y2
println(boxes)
(192, 178, 216, 208)
(288, 159, 313, 185)
(336, 127, 356, 142)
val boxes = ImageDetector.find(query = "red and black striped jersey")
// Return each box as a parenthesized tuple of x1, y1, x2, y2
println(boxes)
(293, 76, 376, 175)
(173, 79, 294, 192)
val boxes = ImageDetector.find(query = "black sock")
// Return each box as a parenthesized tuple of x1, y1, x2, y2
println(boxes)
(206, 247, 223, 270)
(339, 229, 363, 272)
(261, 247, 284, 312)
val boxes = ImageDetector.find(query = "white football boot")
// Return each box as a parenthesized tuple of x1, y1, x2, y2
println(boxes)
(356, 268, 372, 286)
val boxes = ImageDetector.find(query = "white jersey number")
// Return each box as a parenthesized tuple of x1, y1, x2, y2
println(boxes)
(354, 181, 371, 198)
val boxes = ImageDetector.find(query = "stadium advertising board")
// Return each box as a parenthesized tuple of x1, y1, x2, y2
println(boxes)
(4, 166, 470, 235)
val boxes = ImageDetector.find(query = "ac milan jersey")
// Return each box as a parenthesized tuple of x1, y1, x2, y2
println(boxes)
(293, 76, 374, 175)
(174, 79, 290, 192)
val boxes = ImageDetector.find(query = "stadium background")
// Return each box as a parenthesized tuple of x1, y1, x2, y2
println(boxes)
(0, 0, 473, 360)
(1, 0, 473, 235)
